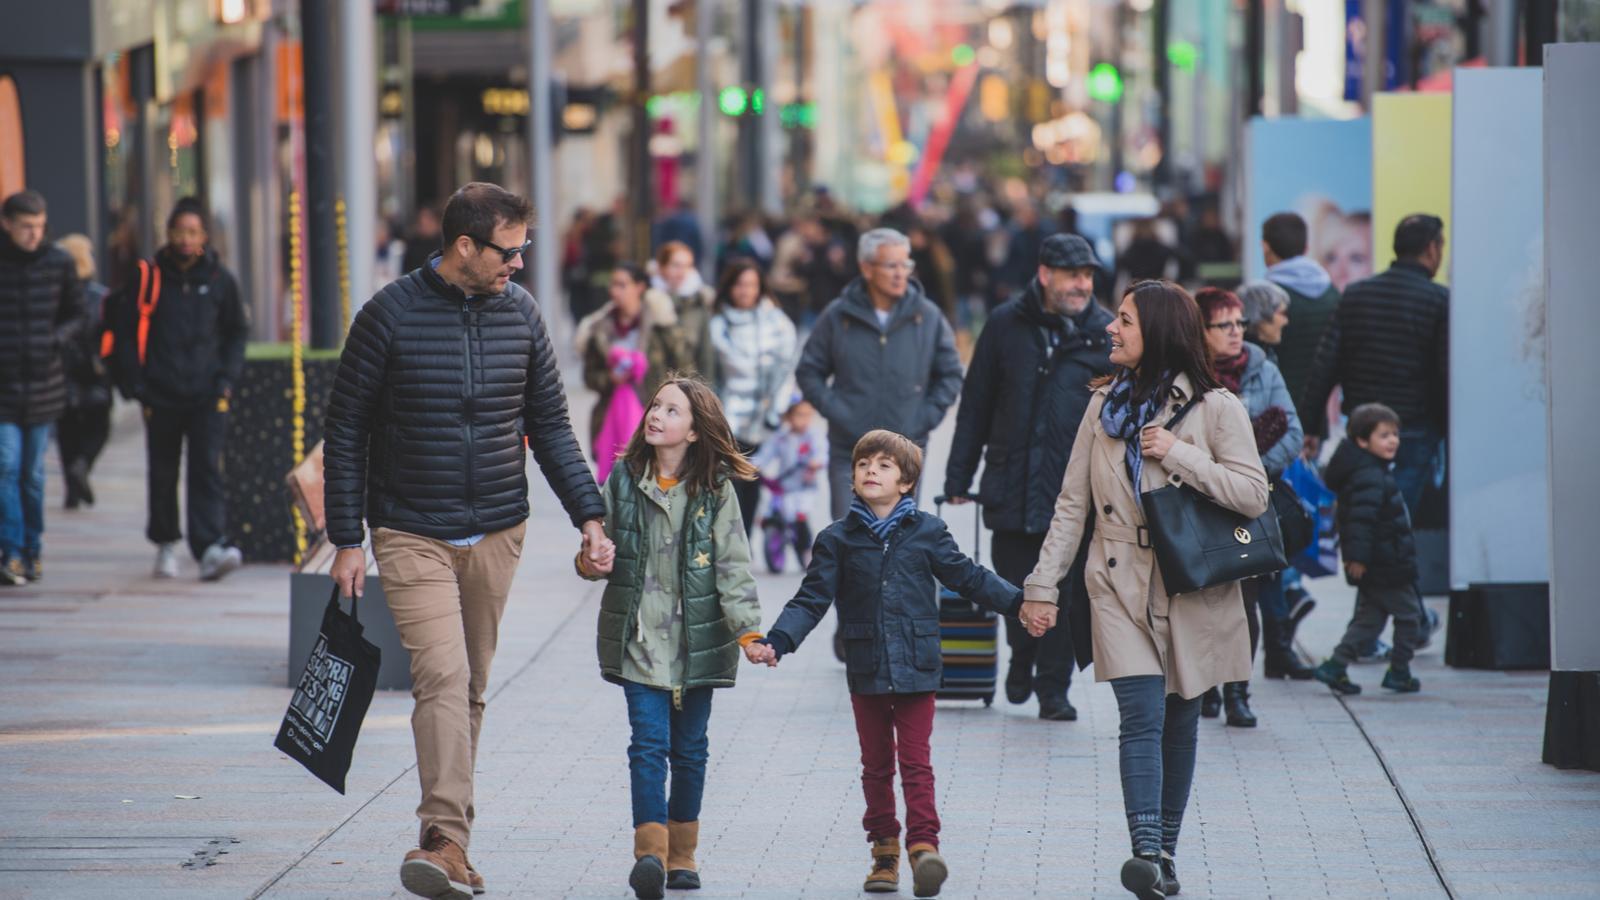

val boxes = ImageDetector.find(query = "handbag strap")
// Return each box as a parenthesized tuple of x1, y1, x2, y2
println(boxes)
(1162, 393, 1204, 432)
(328, 585, 360, 623)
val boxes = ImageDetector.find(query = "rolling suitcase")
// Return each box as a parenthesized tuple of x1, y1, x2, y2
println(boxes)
(933, 496, 997, 706)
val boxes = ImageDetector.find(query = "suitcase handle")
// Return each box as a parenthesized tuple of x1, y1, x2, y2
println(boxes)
(932, 495, 983, 566)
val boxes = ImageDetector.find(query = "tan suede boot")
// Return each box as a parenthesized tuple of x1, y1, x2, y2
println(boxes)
(908, 843, 948, 898)
(400, 826, 474, 900)
(864, 837, 900, 893)
(665, 820, 701, 890)
(630, 822, 669, 899)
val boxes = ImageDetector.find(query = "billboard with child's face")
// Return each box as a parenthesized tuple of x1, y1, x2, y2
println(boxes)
(1244, 117, 1373, 289)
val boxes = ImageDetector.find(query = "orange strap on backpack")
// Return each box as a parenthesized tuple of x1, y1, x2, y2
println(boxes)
(133, 259, 161, 366)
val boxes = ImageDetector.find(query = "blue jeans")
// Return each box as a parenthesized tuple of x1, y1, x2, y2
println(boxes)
(0, 422, 51, 560)
(623, 681, 714, 826)
(1111, 675, 1202, 858)
(1391, 428, 1443, 515)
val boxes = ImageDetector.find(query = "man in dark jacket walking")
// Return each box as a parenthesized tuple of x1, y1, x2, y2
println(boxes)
(795, 227, 964, 521)
(0, 190, 84, 584)
(1302, 214, 1448, 512)
(112, 198, 250, 582)
(1261, 211, 1340, 432)
(943, 234, 1114, 720)
(324, 182, 612, 900)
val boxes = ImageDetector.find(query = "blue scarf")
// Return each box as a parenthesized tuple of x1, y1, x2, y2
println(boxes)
(1099, 372, 1175, 494)
(851, 495, 918, 541)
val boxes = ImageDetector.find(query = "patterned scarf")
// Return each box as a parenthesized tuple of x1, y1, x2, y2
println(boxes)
(851, 495, 918, 542)
(1213, 351, 1248, 394)
(1099, 371, 1176, 494)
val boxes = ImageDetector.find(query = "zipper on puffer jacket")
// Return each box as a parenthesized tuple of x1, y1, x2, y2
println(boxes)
(461, 303, 478, 528)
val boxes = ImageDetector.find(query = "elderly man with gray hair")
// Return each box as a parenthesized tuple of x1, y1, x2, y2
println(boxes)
(797, 227, 964, 521)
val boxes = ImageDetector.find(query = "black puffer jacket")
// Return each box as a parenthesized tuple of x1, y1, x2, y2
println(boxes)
(323, 260, 605, 547)
(110, 247, 249, 407)
(944, 281, 1114, 533)
(63, 281, 113, 409)
(1324, 439, 1416, 587)
(765, 509, 1021, 694)
(0, 231, 84, 425)
(1303, 261, 1448, 438)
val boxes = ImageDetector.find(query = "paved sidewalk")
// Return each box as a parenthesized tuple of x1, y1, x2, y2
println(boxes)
(0, 395, 1595, 899)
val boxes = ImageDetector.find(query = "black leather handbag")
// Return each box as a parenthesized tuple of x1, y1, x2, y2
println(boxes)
(1138, 397, 1288, 594)
(1270, 476, 1314, 559)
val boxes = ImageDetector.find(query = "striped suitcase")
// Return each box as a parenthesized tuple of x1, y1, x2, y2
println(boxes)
(933, 497, 997, 706)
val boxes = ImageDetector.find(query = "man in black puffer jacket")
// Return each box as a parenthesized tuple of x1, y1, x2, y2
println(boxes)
(1313, 404, 1423, 696)
(324, 183, 610, 899)
(0, 190, 84, 584)
(112, 198, 251, 582)
(1302, 214, 1449, 513)
(943, 234, 1114, 720)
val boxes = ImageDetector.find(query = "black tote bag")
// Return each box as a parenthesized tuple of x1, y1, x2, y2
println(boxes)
(274, 587, 381, 794)
(1139, 398, 1288, 594)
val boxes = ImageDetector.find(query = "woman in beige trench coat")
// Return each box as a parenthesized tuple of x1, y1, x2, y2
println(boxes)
(1017, 281, 1269, 900)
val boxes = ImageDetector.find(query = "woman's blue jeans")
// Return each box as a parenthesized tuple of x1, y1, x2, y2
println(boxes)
(1110, 674, 1202, 858)
(622, 682, 713, 826)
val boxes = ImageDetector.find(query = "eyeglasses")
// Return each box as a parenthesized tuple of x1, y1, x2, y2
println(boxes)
(870, 260, 916, 273)
(1206, 319, 1250, 333)
(471, 235, 533, 264)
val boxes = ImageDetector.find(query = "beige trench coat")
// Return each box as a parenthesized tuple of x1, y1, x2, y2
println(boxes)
(1024, 373, 1270, 699)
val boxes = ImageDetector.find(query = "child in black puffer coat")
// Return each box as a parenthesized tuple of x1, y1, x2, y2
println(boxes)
(1313, 403, 1424, 695)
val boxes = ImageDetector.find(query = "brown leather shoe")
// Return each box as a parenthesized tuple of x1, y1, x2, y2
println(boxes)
(863, 837, 900, 893)
(908, 843, 948, 898)
(400, 826, 474, 900)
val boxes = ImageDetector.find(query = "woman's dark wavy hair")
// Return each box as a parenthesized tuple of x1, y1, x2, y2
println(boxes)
(713, 258, 767, 312)
(1092, 280, 1220, 403)
(621, 375, 757, 496)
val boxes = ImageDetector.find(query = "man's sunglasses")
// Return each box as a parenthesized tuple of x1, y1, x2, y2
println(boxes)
(471, 235, 533, 264)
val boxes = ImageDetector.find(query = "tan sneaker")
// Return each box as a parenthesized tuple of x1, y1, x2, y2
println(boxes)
(864, 837, 900, 893)
(908, 843, 947, 898)
(400, 826, 473, 900)
(466, 861, 485, 895)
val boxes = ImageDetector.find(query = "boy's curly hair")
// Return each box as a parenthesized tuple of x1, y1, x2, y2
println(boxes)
(851, 430, 923, 491)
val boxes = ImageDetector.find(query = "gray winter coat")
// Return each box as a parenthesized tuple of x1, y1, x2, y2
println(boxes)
(795, 278, 964, 449)
(1236, 341, 1302, 478)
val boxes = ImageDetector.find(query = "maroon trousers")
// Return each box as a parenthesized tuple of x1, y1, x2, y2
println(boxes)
(849, 691, 940, 849)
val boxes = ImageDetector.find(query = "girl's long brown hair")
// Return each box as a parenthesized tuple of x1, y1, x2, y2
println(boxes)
(621, 375, 758, 496)
(1091, 280, 1220, 403)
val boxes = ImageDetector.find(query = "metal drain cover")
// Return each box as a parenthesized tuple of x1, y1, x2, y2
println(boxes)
(0, 836, 239, 871)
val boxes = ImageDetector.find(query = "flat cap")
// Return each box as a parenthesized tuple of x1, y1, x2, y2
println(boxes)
(1039, 233, 1100, 270)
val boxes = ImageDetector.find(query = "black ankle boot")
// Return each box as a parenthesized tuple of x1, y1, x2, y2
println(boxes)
(1120, 853, 1166, 899)
(1261, 617, 1314, 680)
(1223, 681, 1257, 727)
(1159, 852, 1180, 896)
(1199, 687, 1221, 719)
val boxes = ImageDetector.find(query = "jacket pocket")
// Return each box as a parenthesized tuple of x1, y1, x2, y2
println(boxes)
(912, 618, 942, 671)
(841, 621, 880, 676)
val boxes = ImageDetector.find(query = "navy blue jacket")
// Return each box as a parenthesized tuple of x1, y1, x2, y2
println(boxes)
(766, 509, 1022, 694)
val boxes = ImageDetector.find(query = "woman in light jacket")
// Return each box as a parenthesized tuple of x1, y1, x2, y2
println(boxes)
(1018, 280, 1268, 900)
(707, 259, 797, 535)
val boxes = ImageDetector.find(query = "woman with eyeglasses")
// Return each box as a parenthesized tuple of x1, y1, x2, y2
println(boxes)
(1194, 287, 1312, 730)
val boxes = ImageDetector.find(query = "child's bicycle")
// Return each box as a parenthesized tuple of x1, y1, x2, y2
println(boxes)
(759, 475, 813, 574)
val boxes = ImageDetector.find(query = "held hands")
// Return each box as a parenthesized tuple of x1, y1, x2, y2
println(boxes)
(1139, 426, 1177, 461)
(1019, 600, 1058, 638)
(579, 520, 615, 576)
(743, 642, 778, 667)
(1302, 435, 1323, 461)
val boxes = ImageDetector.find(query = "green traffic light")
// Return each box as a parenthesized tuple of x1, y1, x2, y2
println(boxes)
(1087, 63, 1124, 104)
(718, 86, 748, 117)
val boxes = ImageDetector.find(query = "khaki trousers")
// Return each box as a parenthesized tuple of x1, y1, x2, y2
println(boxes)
(372, 521, 526, 849)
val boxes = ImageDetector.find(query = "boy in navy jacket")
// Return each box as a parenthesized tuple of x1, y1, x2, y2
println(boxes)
(746, 429, 1030, 897)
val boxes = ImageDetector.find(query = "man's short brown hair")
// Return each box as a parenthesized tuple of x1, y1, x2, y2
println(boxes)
(441, 182, 534, 245)
(852, 429, 923, 491)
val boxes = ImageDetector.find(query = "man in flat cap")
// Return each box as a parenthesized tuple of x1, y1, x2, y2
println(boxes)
(943, 233, 1113, 720)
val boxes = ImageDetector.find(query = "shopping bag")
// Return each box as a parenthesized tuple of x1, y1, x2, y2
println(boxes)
(274, 587, 381, 794)
(1283, 458, 1339, 577)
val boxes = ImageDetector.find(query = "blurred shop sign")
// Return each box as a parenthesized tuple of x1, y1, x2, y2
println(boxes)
(377, 0, 478, 14)
(476, 83, 609, 135)
(379, 0, 522, 30)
